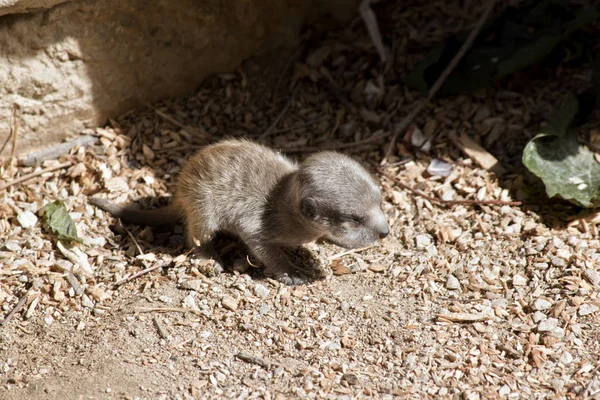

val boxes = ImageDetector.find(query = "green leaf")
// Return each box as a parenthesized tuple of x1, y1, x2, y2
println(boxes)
(522, 94, 600, 207)
(40, 200, 83, 243)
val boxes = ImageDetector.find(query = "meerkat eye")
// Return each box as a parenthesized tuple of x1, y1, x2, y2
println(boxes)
(342, 215, 365, 224)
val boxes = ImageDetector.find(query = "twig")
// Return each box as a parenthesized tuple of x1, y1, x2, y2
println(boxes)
(135, 306, 203, 316)
(113, 262, 165, 287)
(268, 116, 330, 135)
(579, 363, 600, 399)
(378, 167, 524, 207)
(328, 245, 377, 260)
(282, 133, 386, 154)
(259, 85, 299, 140)
(382, 0, 496, 163)
(20, 135, 97, 167)
(149, 104, 209, 140)
(0, 161, 72, 192)
(236, 351, 272, 369)
(0, 292, 29, 327)
(155, 144, 204, 155)
(153, 316, 169, 339)
(123, 225, 144, 256)
(10, 104, 19, 160)
(271, 44, 305, 101)
(0, 122, 13, 159)
(359, 0, 387, 63)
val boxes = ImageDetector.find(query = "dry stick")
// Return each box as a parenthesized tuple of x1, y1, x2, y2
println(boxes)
(149, 104, 209, 139)
(0, 161, 72, 191)
(283, 133, 386, 154)
(382, 0, 496, 163)
(269, 116, 330, 135)
(10, 104, 19, 160)
(0, 123, 13, 158)
(271, 44, 305, 102)
(113, 262, 165, 287)
(580, 364, 600, 399)
(359, 0, 387, 63)
(123, 225, 144, 256)
(135, 306, 203, 315)
(259, 85, 299, 140)
(328, 245, 377, 261)
(378, 168, 523, 207)
(0, 292, 28, 327)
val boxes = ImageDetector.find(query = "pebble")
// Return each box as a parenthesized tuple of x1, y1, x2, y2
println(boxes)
(538, 318, 558, 332)
(221, 295, 238, 311)
(81, 294, 94, 308)
(532, 311, 547, 323)
(512, 274, 527, 286)
(259, 304, 271, 315)
(368, 264, 387, 273)
(17, 210, 38, 228)
(183, 294, 197, 309)
(560, 351, 573, 365)
(181, 280, 203, 291)
(550, 257, 566, 268)
(415, 234, 431, 249)
(533, 299, 552, 311)
(578, 304, 598, 316)
(583, 269, 600, 287)
(445, 275, 461, 290)
(4, 241, 21, 252)
(159, 295, 173, 304)
(254, 284, 270, 298)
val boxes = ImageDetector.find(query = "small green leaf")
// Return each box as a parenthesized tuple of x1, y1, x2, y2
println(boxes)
(522, 94, 600, 207)
(40, 200, 83, 243)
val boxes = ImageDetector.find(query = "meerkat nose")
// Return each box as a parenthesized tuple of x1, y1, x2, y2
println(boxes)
(379, 228, 389, 239)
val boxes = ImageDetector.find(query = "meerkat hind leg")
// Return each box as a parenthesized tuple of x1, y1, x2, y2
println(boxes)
(185, 226, 225, 276)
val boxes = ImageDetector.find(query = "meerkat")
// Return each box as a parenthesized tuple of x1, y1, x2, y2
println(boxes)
(90, 139, 389, 285)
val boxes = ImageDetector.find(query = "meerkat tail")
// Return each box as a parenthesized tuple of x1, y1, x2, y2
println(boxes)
(89, 197, 181, 226)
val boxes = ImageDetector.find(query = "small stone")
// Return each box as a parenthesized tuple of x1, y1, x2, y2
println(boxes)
(17, 210, 38, 228)
(583, 269, 600, 287)
(181, 280, 203, 291)
(368, 264, 386, 273)
(578, 304, 598, 316)
(259, 304, 270, 315)
(498, 385, 510, 396)
(183, 294, 197, 309)
(4, 241, 20, 252)
(533, 298, 552, 311)
(341, 373, 359, 386)
(44, 315, 54, 326)
(566, 236, 579, 247)
(550, 257, 567, 268)
(512, 274, 527, 286)
(560, 351, 573, 365)
(445, 275, 461, 290)
(415, 234, 431, 249)
(532, 311, 547, 323)
(158, 295, 173, 304)
(538, 318, 558, 332)
(81, 294, 94, 308)
(221, 295, 238, 311)
(254, 284, 270, 298)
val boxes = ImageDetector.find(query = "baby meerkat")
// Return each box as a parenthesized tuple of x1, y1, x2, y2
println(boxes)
(90, 139, 389, 285)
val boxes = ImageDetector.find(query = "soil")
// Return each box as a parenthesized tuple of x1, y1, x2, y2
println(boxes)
(2, 1, 600, 399)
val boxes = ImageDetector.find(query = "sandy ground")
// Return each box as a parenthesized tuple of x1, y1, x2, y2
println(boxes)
(2, 1, 600, 399)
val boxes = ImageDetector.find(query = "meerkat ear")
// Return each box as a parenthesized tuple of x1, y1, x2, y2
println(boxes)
(300, 197, 319, 220)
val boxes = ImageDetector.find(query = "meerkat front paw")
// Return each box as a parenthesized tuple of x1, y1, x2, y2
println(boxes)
(264, 266, 310, 286)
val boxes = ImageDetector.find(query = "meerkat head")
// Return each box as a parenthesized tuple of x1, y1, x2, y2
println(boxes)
(297, 152, 389, 249)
